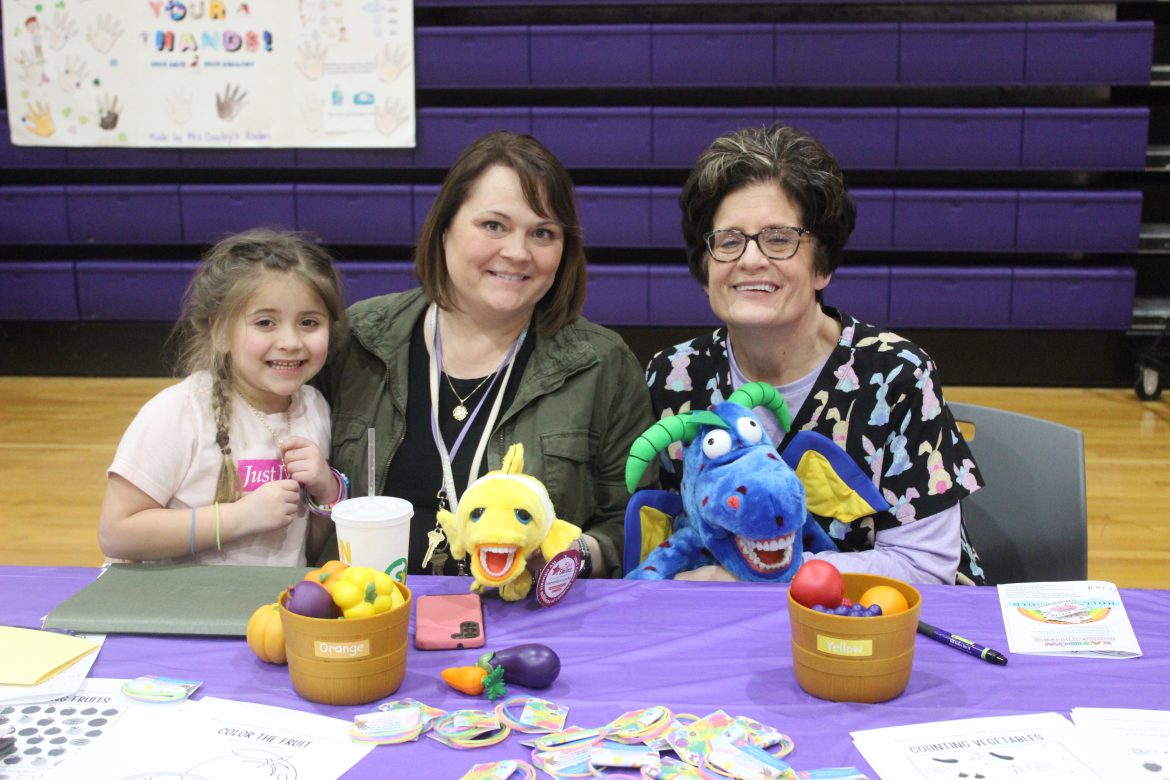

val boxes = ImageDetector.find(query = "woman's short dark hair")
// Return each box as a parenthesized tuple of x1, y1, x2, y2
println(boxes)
(414, 131, 586, 335)
(679, 124, 856, 288)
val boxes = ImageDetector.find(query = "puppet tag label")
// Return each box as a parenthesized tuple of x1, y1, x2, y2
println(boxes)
(535, 549, 580, 607)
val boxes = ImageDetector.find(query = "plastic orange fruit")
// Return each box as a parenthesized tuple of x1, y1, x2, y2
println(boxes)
(859, 585, 910, 616)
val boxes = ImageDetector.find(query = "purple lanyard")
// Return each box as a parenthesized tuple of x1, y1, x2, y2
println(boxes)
(431, 321, 521, 463)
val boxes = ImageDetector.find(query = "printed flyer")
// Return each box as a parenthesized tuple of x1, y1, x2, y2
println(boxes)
(996, 581, 1142, 659)
(2, 0, 415, 148)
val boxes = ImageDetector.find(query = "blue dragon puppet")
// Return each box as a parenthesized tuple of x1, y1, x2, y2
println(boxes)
(623, 381, 889, 582)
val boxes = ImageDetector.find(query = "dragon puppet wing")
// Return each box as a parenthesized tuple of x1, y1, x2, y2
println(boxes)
(437, 443, 581, 601)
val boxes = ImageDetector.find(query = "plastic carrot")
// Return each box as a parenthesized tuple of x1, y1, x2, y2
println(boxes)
(440, 664, 506, 700)
(441, 665, 487, 695)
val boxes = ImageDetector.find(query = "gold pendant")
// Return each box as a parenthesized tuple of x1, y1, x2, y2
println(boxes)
(452, 404, 468, 421)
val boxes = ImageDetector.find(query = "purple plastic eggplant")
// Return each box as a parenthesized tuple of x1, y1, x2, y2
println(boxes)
(478, 643, 561, 689)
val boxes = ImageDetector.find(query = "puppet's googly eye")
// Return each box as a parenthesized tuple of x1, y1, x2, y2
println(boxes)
(736, 417, 763, 444)
(470, 507, 486, 521)
(702, 429, 732, 458)
(514, 508, 533, 524)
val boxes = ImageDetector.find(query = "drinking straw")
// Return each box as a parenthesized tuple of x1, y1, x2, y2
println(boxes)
(367, 428, 376, 497)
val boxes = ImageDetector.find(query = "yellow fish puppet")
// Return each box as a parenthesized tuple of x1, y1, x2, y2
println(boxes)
(437, 443, 581, 601)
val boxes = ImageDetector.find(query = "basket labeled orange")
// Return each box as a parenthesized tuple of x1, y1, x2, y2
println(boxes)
(278, 579, 412, 706)
(788, 572, 921, 703)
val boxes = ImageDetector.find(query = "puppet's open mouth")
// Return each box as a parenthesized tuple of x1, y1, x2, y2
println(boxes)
(476, 545, 519, 580)
(735, 531, 795, 573)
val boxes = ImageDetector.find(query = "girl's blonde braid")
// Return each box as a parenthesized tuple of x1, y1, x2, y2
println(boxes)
(210, 360, 243, 504)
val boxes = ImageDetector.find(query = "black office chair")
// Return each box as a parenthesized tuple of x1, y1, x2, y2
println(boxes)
(949, 401, 1088, 585)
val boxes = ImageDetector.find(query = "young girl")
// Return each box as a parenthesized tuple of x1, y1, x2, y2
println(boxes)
(98, 229, 348, 565)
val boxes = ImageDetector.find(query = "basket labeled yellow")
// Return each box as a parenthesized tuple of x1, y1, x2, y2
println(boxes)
(788, 572, 921, 703)
(279, 580, 412, 706)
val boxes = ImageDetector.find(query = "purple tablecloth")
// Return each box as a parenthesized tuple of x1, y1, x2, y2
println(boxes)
(4, 566, 1167, 778)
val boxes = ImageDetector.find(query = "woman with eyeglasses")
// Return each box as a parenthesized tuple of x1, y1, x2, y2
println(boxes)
(645, 124, 986, 585)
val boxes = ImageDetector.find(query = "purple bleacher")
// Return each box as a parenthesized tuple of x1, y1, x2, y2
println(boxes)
(1021, 108, 1149, 171)
(650, 187, 683, 249)
(0, 110, 68, 168)
(65, 148, 184, 168)
(66, 186, 183, 244)
(0, 186, 69, 244)
(179, 184, 296, 245)
(899, 23, 1026, 85)
(76, 261, 197, 321)
(888, 266, 1012, 329)
(1011, 267, 1135, 330)
(295, 147, 414, 169)
(583, 265, 651, 326)
(0, 262, 78, 320)
(179, 149, 297, 168)
(412, 185, 439, 241)
(652, 108, 774, 167)
(1016, 191, 1142, 254)
(577, 187, 652, 248)
(648, 266, 719, 327)
(652, 24, 774, 86)
(897, 109, 1023, 170)
(1025, 22, 1153, 85)
(894, 190, 1018, 252)
(780, 108, 897, 170)
(415, 108, 531, 167)
(338, 262, 419, 306)
(530, 25, 652, 87)
(533, 108, 652, 168)
(849, 189, 895, 252)
(775, 23, 899, 85)
(295, 185, 413, 245)
(416, 27, 530, 88)
(823, 267, 890, 327)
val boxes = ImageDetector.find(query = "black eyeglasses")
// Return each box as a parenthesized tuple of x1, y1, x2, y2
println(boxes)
(703, 227, 811, 263)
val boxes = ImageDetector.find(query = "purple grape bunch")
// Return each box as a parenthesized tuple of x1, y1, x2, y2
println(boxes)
(811, 602, 884, 617)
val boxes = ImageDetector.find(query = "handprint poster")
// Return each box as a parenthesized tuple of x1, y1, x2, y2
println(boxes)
(2, 0, 415, 148)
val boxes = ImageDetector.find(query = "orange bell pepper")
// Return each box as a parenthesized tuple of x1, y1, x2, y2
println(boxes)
(304, 559, 348, 593)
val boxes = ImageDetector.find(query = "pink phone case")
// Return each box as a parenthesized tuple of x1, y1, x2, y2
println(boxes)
(414, 593, 486, 650)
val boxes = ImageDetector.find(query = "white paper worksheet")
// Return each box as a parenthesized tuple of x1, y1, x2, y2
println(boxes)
(42, 696, 372, 780)
(851, 712, 1117, 780)
(1072, 708, 1170, 779)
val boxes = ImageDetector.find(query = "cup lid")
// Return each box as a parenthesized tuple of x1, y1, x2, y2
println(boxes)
(333, 495, 413, 522)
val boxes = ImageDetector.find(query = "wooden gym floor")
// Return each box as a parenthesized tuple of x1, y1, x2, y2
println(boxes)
(1, 377, 1166, 589)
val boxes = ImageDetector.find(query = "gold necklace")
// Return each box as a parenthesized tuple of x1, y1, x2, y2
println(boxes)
(444, 371, 496, 422)
(241, 395, 292, 447)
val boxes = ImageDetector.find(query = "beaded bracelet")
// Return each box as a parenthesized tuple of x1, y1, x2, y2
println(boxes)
(307, 467, 349, 516)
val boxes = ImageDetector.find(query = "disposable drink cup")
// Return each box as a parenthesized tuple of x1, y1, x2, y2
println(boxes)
(332, 496, 412, 583)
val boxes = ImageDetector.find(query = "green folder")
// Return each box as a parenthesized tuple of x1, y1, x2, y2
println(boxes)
(43, 564, 310, 636)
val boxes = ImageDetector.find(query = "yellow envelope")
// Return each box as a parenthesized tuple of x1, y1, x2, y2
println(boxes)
(0, 626, 100, 685)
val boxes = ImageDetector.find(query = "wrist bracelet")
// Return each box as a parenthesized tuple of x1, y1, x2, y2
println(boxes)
(307, 468, 349, 516)
(575, 535, 593, 579)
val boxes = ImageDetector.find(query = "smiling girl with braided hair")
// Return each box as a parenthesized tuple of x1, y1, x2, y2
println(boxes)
(99, 229, 347, 565)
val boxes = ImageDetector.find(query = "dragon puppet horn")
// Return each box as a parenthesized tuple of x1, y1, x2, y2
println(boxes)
(624, 382, 792, 493)
(726, 381, 793, 434)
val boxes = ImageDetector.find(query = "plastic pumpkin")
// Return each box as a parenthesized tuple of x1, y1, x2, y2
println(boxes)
(245, 602, 286, 664)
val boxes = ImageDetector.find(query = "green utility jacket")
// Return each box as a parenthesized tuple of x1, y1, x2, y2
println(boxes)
(315, 288, 654, 577)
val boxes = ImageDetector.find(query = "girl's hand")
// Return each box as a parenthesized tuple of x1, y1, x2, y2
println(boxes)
(281, 436, 336, 503)
(234, 479, 301, 535)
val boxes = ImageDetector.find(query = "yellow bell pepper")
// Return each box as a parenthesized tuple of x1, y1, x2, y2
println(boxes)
(330, 566, 398, 619)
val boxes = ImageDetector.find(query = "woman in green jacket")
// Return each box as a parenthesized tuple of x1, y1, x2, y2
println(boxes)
(315, 131, 654, 578)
